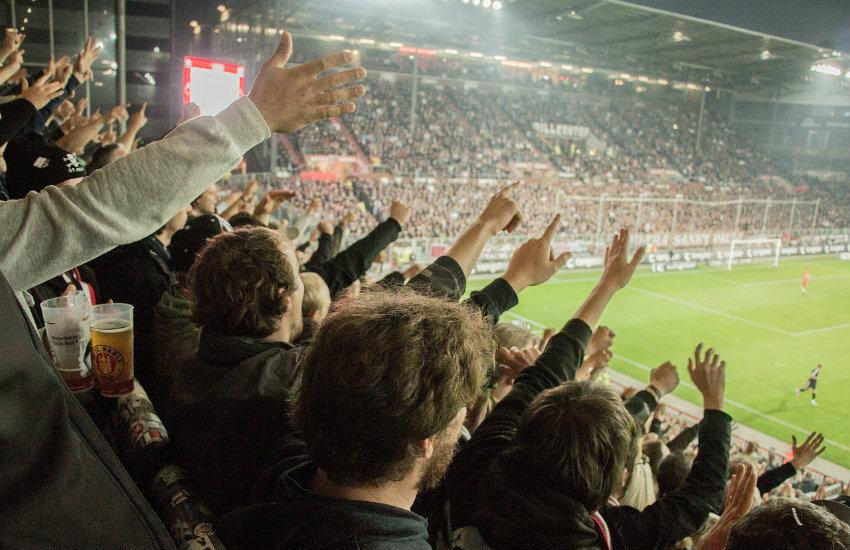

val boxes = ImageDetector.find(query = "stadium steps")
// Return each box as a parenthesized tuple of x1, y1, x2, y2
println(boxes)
(277, 134, 304, 166)
(333, 117, 372, 168)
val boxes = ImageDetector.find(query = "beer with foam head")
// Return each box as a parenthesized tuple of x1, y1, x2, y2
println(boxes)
(90, 303, 135, 396)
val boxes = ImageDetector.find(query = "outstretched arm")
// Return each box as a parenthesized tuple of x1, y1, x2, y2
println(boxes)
(0, 32, 366, 291)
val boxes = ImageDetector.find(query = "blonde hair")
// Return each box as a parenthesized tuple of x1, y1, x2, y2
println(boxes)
(621, 458, 657, 511)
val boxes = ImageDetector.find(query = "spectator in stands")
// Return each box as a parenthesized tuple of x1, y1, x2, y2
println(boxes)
(148, 214, 231, 408)
(726, 498, 850, 550)
(0, 31, 366, 547)
(166, 226, 305, 515)
(300, 271, 331, 326)
(657, 452, 695, 498)
(88, 204, 191, 390)
(216, 186, 567, 548)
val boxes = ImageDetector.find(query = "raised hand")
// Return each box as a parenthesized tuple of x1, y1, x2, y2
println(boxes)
(696, 464, 757, 550)
(128, 102, 148, 129)
(388, 200, 411, 226)
(8, 49, 23, 68)
(2, 28, 24, 54)
(497, 346, 541, 382)
(248, 31, 366, 133)
(254, 189, 295, 223)
(74, 36, 102, 82)
(587, 325, 615, 357)
(503, 214, 571, 292)
(98, 123, 117, 145)
(600, 227, 645, 291)
(687, 343, 726, 410)
(54, 57, 74, 86)
(106, 104, 129, 124)
(649, 360, 680, 398)
(576, 348, 612, 381)
(19, 73, 64, 110)
(317, 220, 334, 235)
(478, 181, 522, 235)
(790, 432, 826, 470)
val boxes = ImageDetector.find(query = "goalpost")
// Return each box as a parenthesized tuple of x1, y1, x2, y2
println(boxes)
(727, 239, 782, 270)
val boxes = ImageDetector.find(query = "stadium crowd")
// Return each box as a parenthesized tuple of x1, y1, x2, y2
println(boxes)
(2, 30, 850, 550)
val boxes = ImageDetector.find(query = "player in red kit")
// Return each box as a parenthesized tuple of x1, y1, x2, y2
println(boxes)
(801, 269, 810, 295)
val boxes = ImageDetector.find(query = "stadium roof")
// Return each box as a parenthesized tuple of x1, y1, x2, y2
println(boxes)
(508, 0, 848, 94)
(219, 0, 850, 95)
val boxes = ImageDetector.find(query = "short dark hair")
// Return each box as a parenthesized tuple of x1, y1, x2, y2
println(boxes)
(88, 144, 122, 173)
(726, 498, 850, 550)
(294, 289, 494, 486)
(657, 451, 693, 497)
(188, 227, 296, 337)
(502, 381, 641, 512)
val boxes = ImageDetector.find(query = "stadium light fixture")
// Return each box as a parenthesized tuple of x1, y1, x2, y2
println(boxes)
(704, 86, 711, 92)
(657, 78, 669, 85)
(581, 67, 594, 73)
(444, 48, 458, 55)
(389, 42, 404, 48)
(561, 64, 574, 71)
(482, 0, 491, 7)
(494, 55, 507, 61)
(462, 0, 469, 3)
(217, 4, 227, 12)
(493, 1, 502, 9)
(153, 46, 160, 53)
(189, 20, 199, 28)
(469, 52, 484, 58)
(810, 63, 841, 76)
(846, 71, 850, 79)
(540, 61, 552, 67)
(326, 35, 345, 41)
(358, 38, 376, 45)
(472, 0, 480, 5)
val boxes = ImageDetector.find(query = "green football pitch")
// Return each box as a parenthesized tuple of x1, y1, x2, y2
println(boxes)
(468, 254, 850, 469)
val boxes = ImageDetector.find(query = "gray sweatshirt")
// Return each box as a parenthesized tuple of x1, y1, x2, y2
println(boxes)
(1, 96, 271, 292)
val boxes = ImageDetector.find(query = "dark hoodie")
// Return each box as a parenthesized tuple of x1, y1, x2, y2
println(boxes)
(217, 456, 431, 550)
(166, 328, 305, 516)
(434, 318, 600, 549)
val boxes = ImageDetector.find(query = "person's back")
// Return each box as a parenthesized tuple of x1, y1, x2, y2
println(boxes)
(217, 289, 494, 549)
(166, 227, 306, 516)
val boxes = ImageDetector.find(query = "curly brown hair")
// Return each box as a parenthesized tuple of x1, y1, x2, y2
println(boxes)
(294, 288, 494, 487)
(188, 227, 296, 337)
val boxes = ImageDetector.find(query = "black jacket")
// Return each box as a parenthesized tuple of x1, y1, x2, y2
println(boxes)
(306, 218, 401, 298)
(435, 318, 599, 549)
(89, 235, 176, 389)
(166, 328, 305, 516)
(0, 269, 174, 548)
(303, 232, 336, 272)
(0, 98, 36, 145)
(217, 455, 431, 550)
(601, 409, 732, 550)
(757, 461, 797, 495)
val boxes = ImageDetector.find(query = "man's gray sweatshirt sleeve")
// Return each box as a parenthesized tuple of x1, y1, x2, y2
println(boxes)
(0, 97, 271, 291)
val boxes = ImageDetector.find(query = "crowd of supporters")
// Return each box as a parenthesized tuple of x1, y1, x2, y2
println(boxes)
(2, 30, 850, 550)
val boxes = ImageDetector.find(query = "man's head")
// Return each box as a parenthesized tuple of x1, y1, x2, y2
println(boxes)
(190, 184, 219, 217)
(726, 498, 850, 550)
(300, 272, 331, 324)
(169, 214, 232, 275)
(188, 227, 303, 341)
(657, 451, 693, 497)
(294, 289, 494, 490)
(88, 143, 127, 173)
(503, 381, 641, 512)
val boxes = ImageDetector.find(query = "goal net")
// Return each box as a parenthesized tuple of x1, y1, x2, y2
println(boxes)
(727, 239, 781, 270)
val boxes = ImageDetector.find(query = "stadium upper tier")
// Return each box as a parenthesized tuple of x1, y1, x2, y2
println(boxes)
(285, 77, 788, 185)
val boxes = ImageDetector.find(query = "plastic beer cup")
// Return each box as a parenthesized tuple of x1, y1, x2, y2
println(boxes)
(40, 291, 95, 392)
(90, 303, 135, 396)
